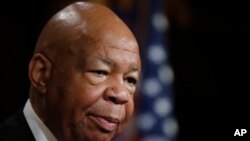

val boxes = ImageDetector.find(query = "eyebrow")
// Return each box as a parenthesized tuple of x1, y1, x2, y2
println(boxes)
(96, 55, 140, 73)
(129, 66, 140, 72)
(97, 56, 114, 67)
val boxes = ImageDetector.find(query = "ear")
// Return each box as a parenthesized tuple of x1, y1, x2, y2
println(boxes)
(29, 53, 52, 94)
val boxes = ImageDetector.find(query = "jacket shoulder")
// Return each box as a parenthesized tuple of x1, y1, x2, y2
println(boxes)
(0, 111, 35, 141)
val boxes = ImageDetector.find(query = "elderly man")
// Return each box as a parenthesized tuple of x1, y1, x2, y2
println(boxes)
(0, 1, 141, 141)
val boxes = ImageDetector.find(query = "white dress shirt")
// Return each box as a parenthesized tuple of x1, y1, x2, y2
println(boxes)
(23, 99, 57, 141)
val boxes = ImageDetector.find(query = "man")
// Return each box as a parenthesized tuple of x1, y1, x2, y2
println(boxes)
(0, 1, 141, 141)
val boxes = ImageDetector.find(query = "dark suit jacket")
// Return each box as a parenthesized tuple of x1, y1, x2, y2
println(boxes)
(0, 110, 35, 141)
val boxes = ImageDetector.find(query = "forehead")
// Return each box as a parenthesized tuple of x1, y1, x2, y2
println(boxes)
(75, 22, 140, 60)
(83, 43, 141, 69)
(62, 5, 141, 68)
(60, 30, 141, 75)
(67, 36, 138, 75)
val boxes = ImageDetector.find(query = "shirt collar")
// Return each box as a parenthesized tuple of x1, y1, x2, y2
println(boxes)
(23, 99, 57, 141)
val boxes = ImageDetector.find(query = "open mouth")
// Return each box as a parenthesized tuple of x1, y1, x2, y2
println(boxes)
(88, 113, 119, 132)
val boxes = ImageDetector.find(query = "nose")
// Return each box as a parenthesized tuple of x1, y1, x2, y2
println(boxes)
(104, 80, 129, 105)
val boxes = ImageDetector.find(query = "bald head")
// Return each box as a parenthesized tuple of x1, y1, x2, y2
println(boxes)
(29, 1, 140, 141)
(35, 2, 138, 65)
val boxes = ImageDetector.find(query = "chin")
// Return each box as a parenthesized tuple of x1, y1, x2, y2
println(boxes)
(78, 133, 115, 141)
(71, 128, 117, 141)
(90, 134, 114, 141)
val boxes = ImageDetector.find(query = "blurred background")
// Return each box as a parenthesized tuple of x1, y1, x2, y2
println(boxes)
(0, 0, 249, 141)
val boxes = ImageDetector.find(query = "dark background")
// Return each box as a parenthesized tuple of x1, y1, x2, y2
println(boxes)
(1, 0, 249, 140)
(167, 0, 249, 141)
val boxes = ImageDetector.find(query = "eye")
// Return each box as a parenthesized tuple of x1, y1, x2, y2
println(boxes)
(125, 77, 137, 86)
(91, 70, 108, 77)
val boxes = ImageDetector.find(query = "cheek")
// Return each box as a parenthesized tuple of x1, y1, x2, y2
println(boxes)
(115, 100, 134, 136)
(63, 83, 109, 138)
(53, 76, 106, 120)
(70, 84, 106, 106)
(125, 100, 134, 120)
(118, 99, 134, 128)
(67, 82, 107, 119)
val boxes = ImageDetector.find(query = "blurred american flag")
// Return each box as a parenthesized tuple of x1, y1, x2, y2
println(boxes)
(112, 0, 178, 141)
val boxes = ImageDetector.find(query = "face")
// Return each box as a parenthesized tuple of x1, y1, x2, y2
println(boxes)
(44, 32, 141, 141)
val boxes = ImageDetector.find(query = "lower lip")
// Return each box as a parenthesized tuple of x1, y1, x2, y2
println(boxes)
(89, 115, 117, 132)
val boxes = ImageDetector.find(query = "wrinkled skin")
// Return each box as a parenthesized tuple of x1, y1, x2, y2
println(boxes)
(28, 2, 141, 141)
